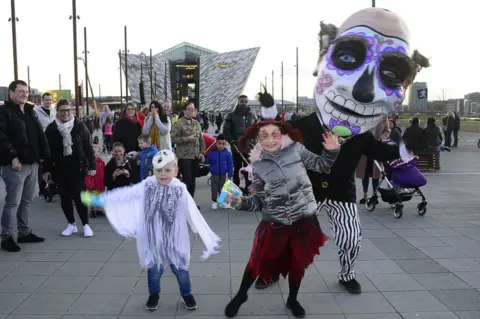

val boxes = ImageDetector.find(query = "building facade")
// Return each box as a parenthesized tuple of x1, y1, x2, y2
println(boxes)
(121, 42, 259, 112)
(407, 82, 428, 112)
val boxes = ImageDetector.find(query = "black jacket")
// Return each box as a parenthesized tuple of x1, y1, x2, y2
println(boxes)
(104, 157, 138, 190)
(43, 118, 95, 175)
(0, 100, 50, 165)
(223, 106, 256, 150)
(403, 124, 427, 152)
(291, 113, 399, 203)
(112, 118, 141, 153)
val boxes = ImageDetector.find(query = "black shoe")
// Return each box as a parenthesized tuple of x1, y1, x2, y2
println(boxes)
(225, 293, 248, 317)
(90, 211, 97, 218)
(286, 297, 306, 318)
(339, 278, 362, 294)
(359, 198, 366, 204)
(182, 294, 197, 310)
(145, 294, 159, 311)
(255, 276, 279, 289)
(1, 236, 21, 252)
(17, 232, 45, 243)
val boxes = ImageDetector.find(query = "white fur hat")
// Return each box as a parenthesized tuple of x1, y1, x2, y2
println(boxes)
(152, 150, 176, 170)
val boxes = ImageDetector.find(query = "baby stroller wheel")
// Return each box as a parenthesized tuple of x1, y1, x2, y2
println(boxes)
(417, 201, 427, 216)
(393, 203, 403, 219)
(44, 195, 53, 203)
(365, 197, 376, 212)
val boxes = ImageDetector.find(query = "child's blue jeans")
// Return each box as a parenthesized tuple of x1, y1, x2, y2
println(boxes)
(147, 264, 192, 296)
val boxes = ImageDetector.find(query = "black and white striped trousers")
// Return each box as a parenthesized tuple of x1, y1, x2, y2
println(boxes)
(319, 199, 362, 281)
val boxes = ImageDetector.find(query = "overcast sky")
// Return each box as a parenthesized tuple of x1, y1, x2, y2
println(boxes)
(0, 0, 476, 103)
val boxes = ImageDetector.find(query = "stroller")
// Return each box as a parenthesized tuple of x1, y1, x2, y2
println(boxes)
(44, 180, 59, 203)
(365, 156, 428, 219)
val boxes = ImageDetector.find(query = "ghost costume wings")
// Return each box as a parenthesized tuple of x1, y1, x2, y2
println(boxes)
(101, 176, 221, 271)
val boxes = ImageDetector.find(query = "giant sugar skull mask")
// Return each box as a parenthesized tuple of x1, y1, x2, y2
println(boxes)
(314, 9, 419, 137)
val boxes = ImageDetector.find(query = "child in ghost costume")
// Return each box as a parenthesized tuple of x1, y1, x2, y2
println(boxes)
(81, 149, 221, 312)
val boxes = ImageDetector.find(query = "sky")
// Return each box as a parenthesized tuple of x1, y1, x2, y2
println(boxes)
(0, 0, 477, 103)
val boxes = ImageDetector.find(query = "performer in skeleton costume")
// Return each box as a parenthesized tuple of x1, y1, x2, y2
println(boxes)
(81, 150, 221, 311)
(288, 8, 430, 294)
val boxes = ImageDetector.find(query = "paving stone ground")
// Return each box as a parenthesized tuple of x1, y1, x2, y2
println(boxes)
(0, 129, 479, 319)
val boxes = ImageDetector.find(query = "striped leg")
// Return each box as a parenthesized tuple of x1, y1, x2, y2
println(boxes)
(322, 199, 362, 281)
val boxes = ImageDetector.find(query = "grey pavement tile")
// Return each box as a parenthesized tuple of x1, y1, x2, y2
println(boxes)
(97, 262, 143, 277)
(177, 295, 234, 316)
(345, 314, 401, 319)
(439, 237, 480, 247)
(84, 276, 138, 294)
(68, 249, 113, 262)
(133, 275, 180, 295)
(417, 246, 467, 258)
(356, 260, 406, 275)
(36, 276, 93, 293)
(430, 289, 480, 311)
(323, 274, 378, 293)
(404, 237, 450, 247)
(333, 292, 395, 313)
(47, 238, 86, 250)
(88, 231, 123, 242)
(434, 258, 480, 272)
(189, 262, 230, 276)
(356, 246, 390, 260)
(225, 294, 289, 316)
(29, 250, 76, 262)
(455, 311, 480, 319)
(13, 293, 79, 315)
(367, 273, 425, 291)
(0, 250, 35, 262)
(291, 293, 341, 315)
(383, 291, 449, 312)
(229, 239, 254, 250)
(423, 228, 465, 237)
(174, 316, 289, 319)
(121, 294, 178, 316)
(0, 262, 24, 276)
(453, 246, 480, 258)
(53, 261, 104, 276)
(191, 248, 230, 263)
(7, 315, 62, 319)
(229, 249, 251, 263)
(400, 312, 460, 319)
(412, 273, 471, 290)
(12, 261, 63, 276)
(63, 316, 118, 319)
(190, 276, 231, 294)
(382, 248, 430, 260)
(391, 228, 433, 238)
(0, 293, 29, 314)
(454, 272, 480, 288)
(368, 238, 415, 250)
(68, 293, 129, 315)
(117, 240, 137, 250)
(0, 275, 47, 293)
(361, 229, 398, 239)
(278, 276, 330, 293)
(395, 259, 449, 274)
(108, 250, 139, 262)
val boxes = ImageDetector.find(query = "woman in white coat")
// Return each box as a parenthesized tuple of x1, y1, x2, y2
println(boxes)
(142, 101, 172, 150)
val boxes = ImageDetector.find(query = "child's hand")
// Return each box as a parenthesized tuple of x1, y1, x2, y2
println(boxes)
(322, 131, 339, 150)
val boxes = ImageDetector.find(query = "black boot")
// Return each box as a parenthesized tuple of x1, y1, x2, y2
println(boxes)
(286, 277, 306, 318)
(225, 269, 255, 317)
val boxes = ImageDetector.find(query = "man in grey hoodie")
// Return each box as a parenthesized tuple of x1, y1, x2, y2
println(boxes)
(33, 93, 56, 197)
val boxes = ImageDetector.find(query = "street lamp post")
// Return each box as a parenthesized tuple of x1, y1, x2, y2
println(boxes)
(9, 0, 19, 80)
(124, 26, 128, 103)
(372, 0, 375, 7)
(83, 27, 89, 116)
(118, 50, 123, 104)
(27, 66, 30, 97)
(70, 0, 80, 117)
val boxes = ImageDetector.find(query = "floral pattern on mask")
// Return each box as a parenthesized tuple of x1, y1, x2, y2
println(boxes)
(315, 71, 334, 96)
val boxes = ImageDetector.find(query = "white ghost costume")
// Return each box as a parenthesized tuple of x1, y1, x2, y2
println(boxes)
(100, 150, 221, 271)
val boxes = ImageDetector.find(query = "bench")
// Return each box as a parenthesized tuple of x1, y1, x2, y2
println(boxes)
(415, 151, 439, 171)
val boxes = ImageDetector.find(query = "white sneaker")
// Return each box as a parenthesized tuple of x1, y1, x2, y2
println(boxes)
(211, 202, 218, 210)
(62, 224, 78, 236)
(83, 224, 94, 238)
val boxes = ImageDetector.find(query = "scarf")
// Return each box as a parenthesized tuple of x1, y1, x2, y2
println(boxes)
(55, 116, 75, 156)
(125, 114, 138, 123)
(148, 116, 161, 149)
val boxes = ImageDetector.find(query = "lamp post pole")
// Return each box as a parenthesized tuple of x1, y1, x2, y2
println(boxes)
(10, 0, 19, 80)
(83, 27, 89, 116)
(71, 0, 80, 117)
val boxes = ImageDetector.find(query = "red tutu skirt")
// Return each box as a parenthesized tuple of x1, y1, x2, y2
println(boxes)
(246, 215, 327, 283)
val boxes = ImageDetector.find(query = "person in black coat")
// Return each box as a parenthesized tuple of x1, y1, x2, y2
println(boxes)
(453, 111, 461, 147)
(403, 118, 427, 153)
(104, 142, 138, 190)
(43, 99, 96, 238)
(112, 103, 142, 153)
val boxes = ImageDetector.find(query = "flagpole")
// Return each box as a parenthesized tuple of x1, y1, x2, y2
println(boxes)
(272, 70, 274, 99)
(281, 61, 284, 110)
(296, 47, 299, 114)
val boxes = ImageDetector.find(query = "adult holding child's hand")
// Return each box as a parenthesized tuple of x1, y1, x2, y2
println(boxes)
(322, 131, 340, 150)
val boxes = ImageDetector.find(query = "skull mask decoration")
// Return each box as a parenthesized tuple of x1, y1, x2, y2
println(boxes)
(314, 8, 429, 137)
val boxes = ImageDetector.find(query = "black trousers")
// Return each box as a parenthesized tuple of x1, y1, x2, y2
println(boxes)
(56, 172, 89, 226)
(453, 130, 459, 147)
(232, 152, 251, 190)
(178, 158, 199, 197)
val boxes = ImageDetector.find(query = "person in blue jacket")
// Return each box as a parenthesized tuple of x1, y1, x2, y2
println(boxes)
(138, 134, 158, 181)
(205, 134, 233, 209)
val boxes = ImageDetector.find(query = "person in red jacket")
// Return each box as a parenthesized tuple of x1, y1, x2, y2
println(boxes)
(85, 145, 105, 217)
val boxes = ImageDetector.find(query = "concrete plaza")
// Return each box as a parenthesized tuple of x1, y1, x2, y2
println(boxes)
(0, 131, 479, 319)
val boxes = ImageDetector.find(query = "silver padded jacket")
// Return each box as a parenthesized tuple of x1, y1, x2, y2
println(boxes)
(239, 139, 339, 225)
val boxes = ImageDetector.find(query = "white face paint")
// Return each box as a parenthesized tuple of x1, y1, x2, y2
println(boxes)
(314, 26, 411, 136)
